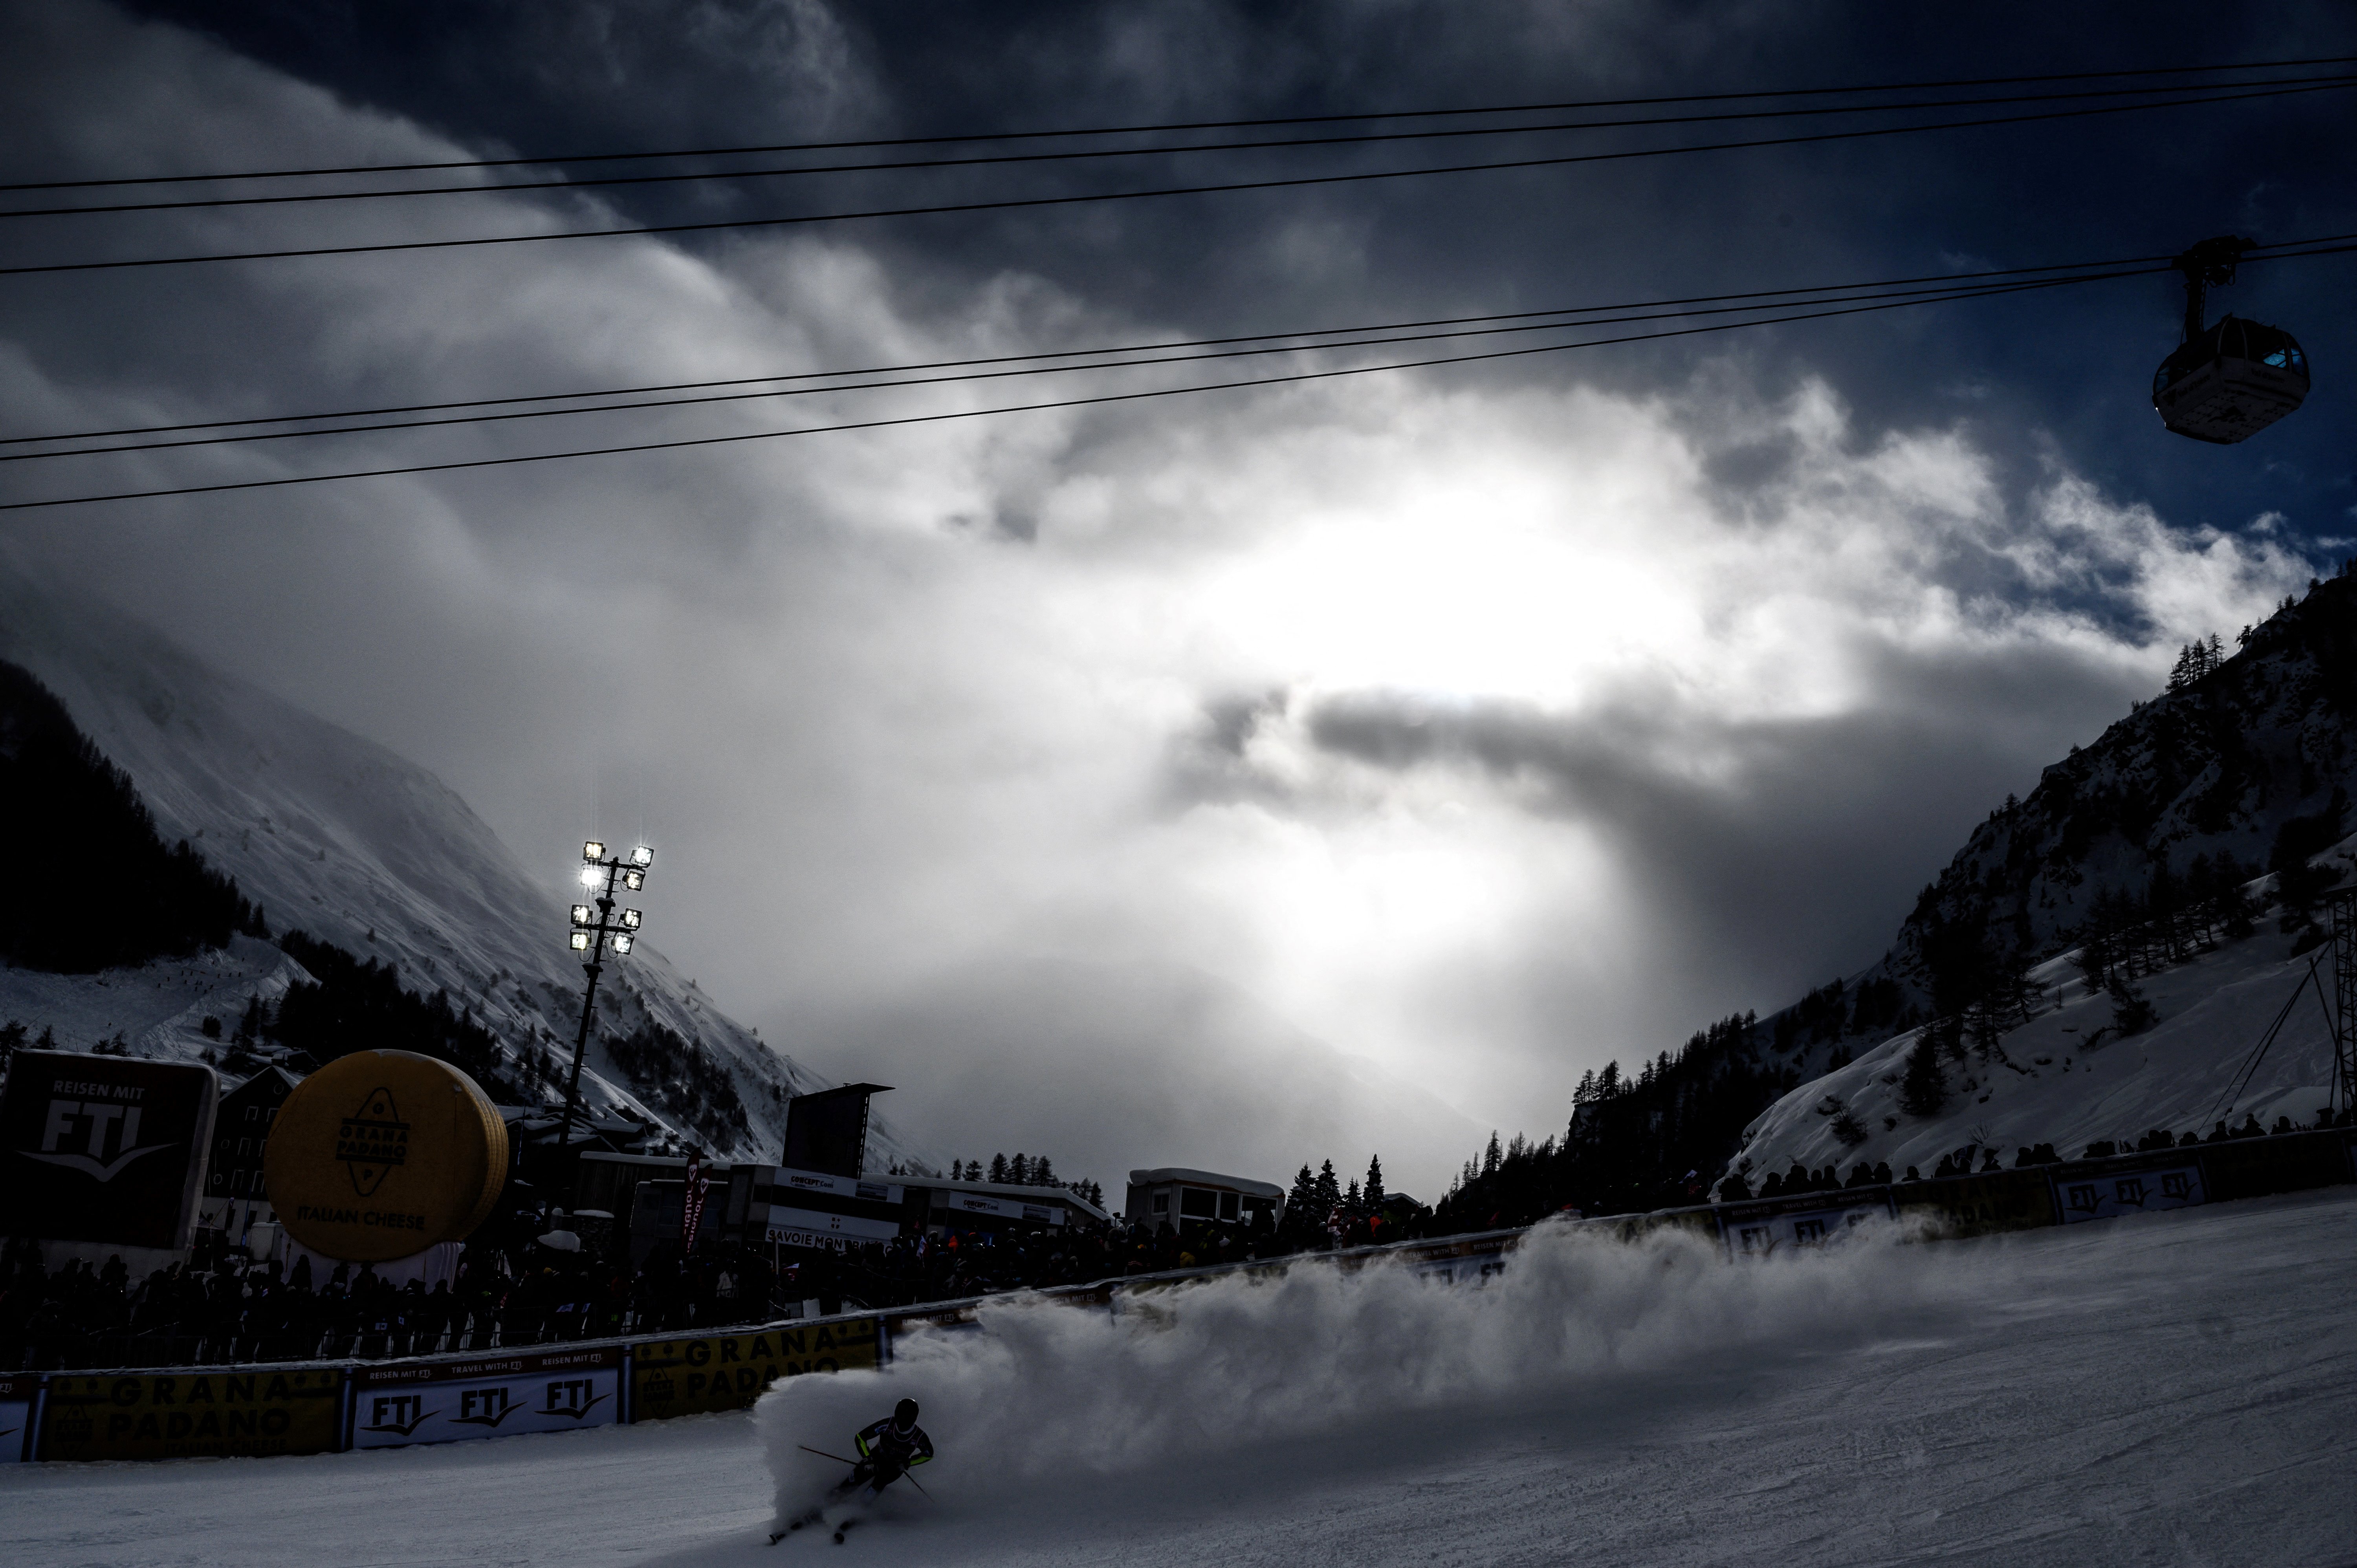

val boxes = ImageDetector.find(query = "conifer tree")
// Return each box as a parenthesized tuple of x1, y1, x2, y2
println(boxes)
(1364, 1155, 1385, 1209)
(1313, 1159, 1342, 1213)
(988, 1153, 1008, 1183)
(1008, 1152, 1030, 1185)
(1900, 1032, 1946, 1117)
(1032, 1155, 1056, 1187)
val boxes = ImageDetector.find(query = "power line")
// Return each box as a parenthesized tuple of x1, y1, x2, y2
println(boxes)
(8, 81, 2349, 279)
(13, 75, 2350, 220)
(11, 53, 2352, 194)
(0, 275, 2174, 463)
(14, 235, 2347, 453)
(0, 269, 2182, 513)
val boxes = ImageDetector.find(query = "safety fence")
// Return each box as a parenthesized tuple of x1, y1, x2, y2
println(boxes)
(8, 1126, 2352, 1464)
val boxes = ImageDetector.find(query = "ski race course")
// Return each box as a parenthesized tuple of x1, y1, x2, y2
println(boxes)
(6, 1188, 2353, 1568)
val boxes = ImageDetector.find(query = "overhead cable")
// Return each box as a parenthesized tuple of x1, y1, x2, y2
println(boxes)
(0, 271, 2163, 512)
(11, 234, 2347, 455)
(0, 274, 2181, 462)
(6, 81, 2350, 278)
(10, 75, 2352, 220)
(9, 53, 2352, 194)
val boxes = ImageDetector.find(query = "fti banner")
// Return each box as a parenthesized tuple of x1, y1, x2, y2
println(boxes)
(348, 1346, 621, 1449)
(630, 1317, 882, 1421)
(0, 1374, 35, 1462)
(0, 1050, 217, 1251)
(2050, 1163, 2205, 1223)
(36, 1367, 342, 1461)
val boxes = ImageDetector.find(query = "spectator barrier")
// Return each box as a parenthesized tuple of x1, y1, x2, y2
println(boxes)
(630, 1318, 883, 1422)
(14, 1125, 2355, 1462)
(36, 1365, 343, 1462)
(1, 1373, 33, 1462)
(349, 1346, 623, 1449)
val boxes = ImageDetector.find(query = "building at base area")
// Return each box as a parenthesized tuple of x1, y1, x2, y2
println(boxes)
(1123, 1168, 1284, 1232)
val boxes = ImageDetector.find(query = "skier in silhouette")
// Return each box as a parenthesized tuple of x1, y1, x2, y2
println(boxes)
(837, 1398, 933, 1498)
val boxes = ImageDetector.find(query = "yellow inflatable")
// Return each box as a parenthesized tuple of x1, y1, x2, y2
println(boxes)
(264, 1051, 508, 1262)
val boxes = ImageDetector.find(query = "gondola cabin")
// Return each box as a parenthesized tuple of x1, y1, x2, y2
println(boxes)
(2152, 314, 2310, 445)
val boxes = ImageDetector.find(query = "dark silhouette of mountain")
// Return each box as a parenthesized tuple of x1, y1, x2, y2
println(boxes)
(0, 659, 264, 973)
(1434, 566, 2357, 1226)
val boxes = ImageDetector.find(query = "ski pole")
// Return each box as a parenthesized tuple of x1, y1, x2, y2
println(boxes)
(797, 1444, 861, 1465)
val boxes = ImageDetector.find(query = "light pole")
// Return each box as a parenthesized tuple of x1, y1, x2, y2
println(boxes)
(558, 839, 652, 1152)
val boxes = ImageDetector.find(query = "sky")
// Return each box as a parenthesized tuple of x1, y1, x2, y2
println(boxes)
(2, 0, 2354, 1192)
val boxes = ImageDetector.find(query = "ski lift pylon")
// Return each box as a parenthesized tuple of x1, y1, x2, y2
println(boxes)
(2152, 235, 2309, 444)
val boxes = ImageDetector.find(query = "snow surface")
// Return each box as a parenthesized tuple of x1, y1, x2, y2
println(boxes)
(7, 1190, 2352, 1566)
(0, 562, 926, 1169)
(1736, 916, 2350, 1181)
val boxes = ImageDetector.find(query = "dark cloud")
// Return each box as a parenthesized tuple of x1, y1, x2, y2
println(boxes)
(3, 0, 2350, 1177)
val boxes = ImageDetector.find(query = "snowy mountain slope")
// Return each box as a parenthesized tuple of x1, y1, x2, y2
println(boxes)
(1732, 899, 2347, 1181)
(1706, 577, 2357, 1183)
(0, 563, 928, 1169)
(1887, 573, 2357, 999)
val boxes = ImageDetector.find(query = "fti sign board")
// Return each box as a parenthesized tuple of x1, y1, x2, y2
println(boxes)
(2051, 1164, 2205, 1223)
(37, 1368, 343, 1461)
(348, 1346, 621, 1449)
(0, 1374, 35, 1463)
(630, 1319, 883, 1420)
(0, 1051, 216, 1251)
(1717, 1197, 1891, 1260)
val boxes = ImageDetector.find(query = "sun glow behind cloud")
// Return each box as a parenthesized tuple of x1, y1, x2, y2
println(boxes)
(2, 0, 2329, 1183)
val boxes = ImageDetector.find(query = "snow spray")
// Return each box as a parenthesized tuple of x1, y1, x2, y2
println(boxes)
(757, 1217, 1997, 1526)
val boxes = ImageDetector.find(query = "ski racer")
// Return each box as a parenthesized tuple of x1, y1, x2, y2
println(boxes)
(840, 1398, 933, 1497)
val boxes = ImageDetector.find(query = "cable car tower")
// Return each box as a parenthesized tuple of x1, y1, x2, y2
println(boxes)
(2151, 235, 2311, 443)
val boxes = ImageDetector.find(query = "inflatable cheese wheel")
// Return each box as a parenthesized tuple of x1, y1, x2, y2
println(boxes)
(264, 1050, 508, 1262)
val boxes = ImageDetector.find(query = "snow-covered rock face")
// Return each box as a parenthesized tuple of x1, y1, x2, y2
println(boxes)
(1734, 578, 2357, 1182)
(0, 566, 927, 1170)
(1734, 930, 2343, 1179)
(1891, 575, 2357, 987)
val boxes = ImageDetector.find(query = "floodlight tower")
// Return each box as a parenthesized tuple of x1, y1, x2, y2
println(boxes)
(558, 839, 652, 1151)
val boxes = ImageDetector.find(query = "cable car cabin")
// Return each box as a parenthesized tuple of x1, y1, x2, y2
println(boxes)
(2152, 315, 2310, 444)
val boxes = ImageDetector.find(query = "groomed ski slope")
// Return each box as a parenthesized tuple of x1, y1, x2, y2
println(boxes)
(7, 1191, 2354, 1568)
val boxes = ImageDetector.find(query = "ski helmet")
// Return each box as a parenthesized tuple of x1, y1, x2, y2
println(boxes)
(894, 1398, 919, 1425)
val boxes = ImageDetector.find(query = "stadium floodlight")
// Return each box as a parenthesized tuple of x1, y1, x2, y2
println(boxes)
(560, 830, 655, 1151)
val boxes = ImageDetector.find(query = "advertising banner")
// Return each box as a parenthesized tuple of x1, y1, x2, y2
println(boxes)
(765, 1205, 902, 1249)
(2195, 1130, 2353, 1203)
(0, 1050, 216, 1251)
(348, 1346, 621, 1449)
(1410, 1250, 1507, 1287)
(1716, 1195, 1893, 1260)
(1895, 1171, 2057, 1239)
(630, 1317, 883, 1421)
(36, 1367, 343, 1462)
(770, 1167, 904, 1205)
(2050, 1163, 2205, 1223)
(933, 1190, 1064, 1225)
(0, 1374, 35, 1463)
